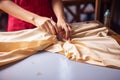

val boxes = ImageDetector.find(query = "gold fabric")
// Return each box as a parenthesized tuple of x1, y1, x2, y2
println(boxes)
(0, 22, 120, 68)
(0, 28, 57, 66)
(46, 23, 120, 68)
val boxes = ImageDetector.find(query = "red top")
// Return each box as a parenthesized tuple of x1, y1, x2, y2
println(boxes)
(7, 0, 57, 31)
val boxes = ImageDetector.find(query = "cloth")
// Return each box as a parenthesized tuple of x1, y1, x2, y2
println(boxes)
(7, 0, 57, 31)
(46, 22, 120, 68)
(0, 28, 57, 66)
(0, 22, 120, 68)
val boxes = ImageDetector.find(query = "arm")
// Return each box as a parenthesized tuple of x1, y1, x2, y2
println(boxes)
(0, 0, 57, 34)
(52, 0, 65, 21)
(0, 0, 36, 25)
(52, 0, 72, 40)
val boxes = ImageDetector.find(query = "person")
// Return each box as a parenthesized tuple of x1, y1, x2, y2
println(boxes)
(0, 0, 72, 40)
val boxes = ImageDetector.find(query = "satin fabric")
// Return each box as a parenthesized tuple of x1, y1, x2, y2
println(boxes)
(0, 28, 57, 66)
(0, 22, 120, 68)
(46, 23, 120, 68)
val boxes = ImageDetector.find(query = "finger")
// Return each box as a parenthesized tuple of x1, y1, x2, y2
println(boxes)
(58, 26, 62, 34)
(39, 24, 47, 32)
(67, 24, 72, 37)
(63, 25, 69, 40)
(57, 24, 64, 38)
(50, 20, 58, 33)
(47, 21, 56, 35)
(64, 23, 73, 40)
(68, 24, 72, 28)
(67, 24, 72, 32)
(44, 23, 52, 34)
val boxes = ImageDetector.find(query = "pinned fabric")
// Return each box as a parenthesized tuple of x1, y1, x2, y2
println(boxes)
(0, 22, 120, 68)
(46, 22, 120, 68)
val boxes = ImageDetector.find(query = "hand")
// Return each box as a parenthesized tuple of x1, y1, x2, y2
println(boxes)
(34, 17, 58, 35)
(57, 19, 72, 40)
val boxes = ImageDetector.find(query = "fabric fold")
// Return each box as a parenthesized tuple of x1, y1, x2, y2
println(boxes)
(0, 22, 120, 68)
(46, 23, 120, 68)
(0, 28, 57, 66)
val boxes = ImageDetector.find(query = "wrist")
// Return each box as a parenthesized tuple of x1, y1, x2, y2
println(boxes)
(57, 16, 66, 23)
(31, 15, 43, 27)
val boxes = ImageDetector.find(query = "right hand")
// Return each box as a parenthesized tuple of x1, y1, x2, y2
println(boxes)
(34, 17, 58, 35)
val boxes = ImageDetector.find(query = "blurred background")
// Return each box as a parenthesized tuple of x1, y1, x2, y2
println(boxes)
(0, 0, 120, 34)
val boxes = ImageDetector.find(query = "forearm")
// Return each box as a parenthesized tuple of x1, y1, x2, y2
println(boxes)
(0, 0, 40, 26)
(52, 0, 65, 21)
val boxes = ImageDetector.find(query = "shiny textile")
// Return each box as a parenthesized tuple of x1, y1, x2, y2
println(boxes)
(0, 28, 57, 66)
(0, 22, 120, 68)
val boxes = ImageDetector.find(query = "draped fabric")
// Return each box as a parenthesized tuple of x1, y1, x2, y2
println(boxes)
(0, 28, 57, 66)
(0, 22, 120, 68)
(46, 22, 120, 68)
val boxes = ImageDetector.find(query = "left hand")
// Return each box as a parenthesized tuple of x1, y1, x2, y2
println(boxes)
(57, 19, 72, 40)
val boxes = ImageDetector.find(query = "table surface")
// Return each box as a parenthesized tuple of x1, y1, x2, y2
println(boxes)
(0, 51, 120, 80)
